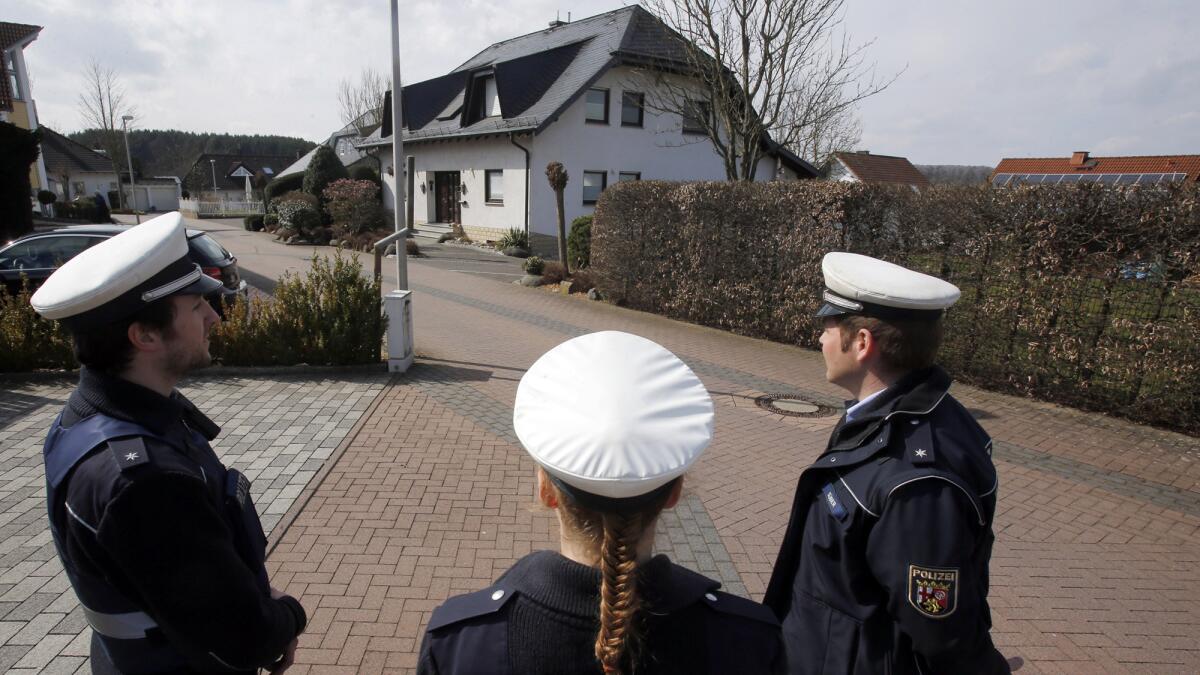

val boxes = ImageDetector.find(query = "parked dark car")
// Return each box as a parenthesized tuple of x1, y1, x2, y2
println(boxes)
(0, 225, 247, 311)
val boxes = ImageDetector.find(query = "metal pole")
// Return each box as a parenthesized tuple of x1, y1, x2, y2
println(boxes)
(121, 116, 139, 223)
(390, 0, 408, 291)
(210, 159, 217, 198)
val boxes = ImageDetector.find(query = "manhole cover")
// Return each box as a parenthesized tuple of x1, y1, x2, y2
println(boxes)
(755, 394, 838, 418)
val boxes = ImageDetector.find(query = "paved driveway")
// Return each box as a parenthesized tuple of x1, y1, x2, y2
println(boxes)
(9, 218, 1200, 673)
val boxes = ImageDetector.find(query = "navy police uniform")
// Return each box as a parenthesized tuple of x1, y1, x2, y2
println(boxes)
(419, 550, 783, 674)
(31, 214, 306, 673)
(763, 367, 1009, 673)
(45, 368, 306, 673)
(764, 252, 1009, 674)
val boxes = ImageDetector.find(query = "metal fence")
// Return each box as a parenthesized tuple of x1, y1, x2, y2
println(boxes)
(179, 198, 265, 217)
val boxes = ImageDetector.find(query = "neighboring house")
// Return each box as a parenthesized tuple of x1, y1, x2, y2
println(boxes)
(990, 151, 1200, 187)
(824, 151, 931, 191)
(357, 6, 816, 252)
(38, 126, 119, 207)
(277, 111, 379, 179)
(125, 177, 183, 212)
(183, 153, 293, 201)
(1, 21, 50, 208)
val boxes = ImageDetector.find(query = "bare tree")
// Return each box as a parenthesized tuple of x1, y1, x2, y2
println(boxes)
(337, 67, 386, 132)
(793, 94, 861, 168)
(77, 60, 135, 203)
(638, 0, 897, 180)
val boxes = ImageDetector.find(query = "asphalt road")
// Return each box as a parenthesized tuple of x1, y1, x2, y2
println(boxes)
(115, 215, 526, 293)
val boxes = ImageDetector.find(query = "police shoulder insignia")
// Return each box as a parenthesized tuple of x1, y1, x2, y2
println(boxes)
(109, 437, 149, 472)
(907, 564, 958, 618)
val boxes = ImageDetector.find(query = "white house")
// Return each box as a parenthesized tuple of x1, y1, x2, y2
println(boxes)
(358, 6, 816, 254)
(277, 111, 379, 180)
(38, 126, 119, 207)
(2, 21, 51, 208)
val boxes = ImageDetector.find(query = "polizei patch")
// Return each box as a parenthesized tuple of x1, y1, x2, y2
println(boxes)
(907, 564, 958, 618)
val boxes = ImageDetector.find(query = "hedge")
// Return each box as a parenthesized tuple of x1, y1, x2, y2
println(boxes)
(592, 180, 1200, 434)
(1, 251, 384, 371)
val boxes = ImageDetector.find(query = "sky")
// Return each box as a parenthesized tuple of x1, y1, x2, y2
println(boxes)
(7, 1, 1198, 166)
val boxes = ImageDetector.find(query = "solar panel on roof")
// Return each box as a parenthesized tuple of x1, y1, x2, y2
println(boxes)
(1060, 175, 1081, 184)
(1041, 174, 1063, 184)
(991, 173, 1011, 187)
(1166, 172, 1188, 182)
(1097, 174, 1120, 184)
(1137, 173, 1164, 184)
(1078, 175, 1100, 183)
(1116, 175, 1139, 184)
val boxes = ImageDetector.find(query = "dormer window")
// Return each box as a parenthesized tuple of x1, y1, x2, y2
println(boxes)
(465, 71, 501, 125)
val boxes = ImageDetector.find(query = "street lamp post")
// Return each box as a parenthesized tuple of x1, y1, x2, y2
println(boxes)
(121, 115, 139, 223)
(210, 159, 217, 200)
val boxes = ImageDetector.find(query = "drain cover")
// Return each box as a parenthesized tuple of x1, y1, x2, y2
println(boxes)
(755, 394, 837, 418)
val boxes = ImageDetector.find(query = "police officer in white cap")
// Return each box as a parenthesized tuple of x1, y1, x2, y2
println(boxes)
(763, 253, 1010, 674)
(418, 331, 782, 675)
(31, 213, 306, 674)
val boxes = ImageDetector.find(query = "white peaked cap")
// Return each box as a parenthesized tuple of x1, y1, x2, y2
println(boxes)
(513, 331, 715, 500)
(817, 252, 961, 319)
(30, 212, 221, 329)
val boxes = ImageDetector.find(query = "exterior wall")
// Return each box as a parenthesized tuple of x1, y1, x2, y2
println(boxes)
(125, 184, 181, 212)
(527, 66, 787, 245)
(59, 172, 119, 205)
(380, 137, 530, 243)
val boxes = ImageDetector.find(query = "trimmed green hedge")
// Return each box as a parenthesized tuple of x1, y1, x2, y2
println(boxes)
(593, 180, 1200, 434)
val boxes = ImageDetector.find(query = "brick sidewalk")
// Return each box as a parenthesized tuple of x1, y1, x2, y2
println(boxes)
(0, 369, 389, 673)
(267, 263, 1200, 674)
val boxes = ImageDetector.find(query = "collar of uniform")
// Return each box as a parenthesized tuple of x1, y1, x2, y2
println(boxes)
(503, 550, 687, 619)
(70, 367, 190, 438)
(824, 366, 951, 456)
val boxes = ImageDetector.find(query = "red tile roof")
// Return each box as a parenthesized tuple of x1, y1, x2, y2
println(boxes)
(832, 152, 931, 188)
(991, 153, 1200, 182)
(0, 22, 41, 50)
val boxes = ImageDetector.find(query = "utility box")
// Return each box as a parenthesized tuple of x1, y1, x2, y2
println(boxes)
(384, 290, 414, 373)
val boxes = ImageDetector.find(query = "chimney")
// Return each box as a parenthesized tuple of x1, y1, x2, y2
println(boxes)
(548, 19, 566, 27)
(1070, 151, 1089, 166)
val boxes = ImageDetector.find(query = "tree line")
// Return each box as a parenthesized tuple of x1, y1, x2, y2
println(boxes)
(67, 128, 316, 181)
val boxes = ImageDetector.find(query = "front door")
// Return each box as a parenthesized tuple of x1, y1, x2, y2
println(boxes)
(434, 171, 461, 224)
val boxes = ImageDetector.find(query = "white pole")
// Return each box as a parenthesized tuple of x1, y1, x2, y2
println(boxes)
(122, 115, 139, 223)
(390, 0, 408, 290)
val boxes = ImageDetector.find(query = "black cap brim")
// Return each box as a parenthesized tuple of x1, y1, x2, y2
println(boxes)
(178, 272, 224, 298)
(815, 302, 850, 318)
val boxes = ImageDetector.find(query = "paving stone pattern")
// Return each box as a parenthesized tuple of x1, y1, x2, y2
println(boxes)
(0, 369, 388, 674)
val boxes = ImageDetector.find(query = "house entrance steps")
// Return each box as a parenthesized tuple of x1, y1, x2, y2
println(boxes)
(409, 221, 454, 243)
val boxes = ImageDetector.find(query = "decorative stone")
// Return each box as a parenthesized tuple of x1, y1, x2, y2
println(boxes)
(587, 288, 602, 301)
(502, 246, 530, 258)
(520, 275, 543, 287)
(559, 280, 573, 295)
(385, 243, 397, 256)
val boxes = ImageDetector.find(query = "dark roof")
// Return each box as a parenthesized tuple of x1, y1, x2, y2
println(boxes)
(39, 126, 116, 176)
(0, 21, 40, 50)
(187, 153, 294, 190)
(832, 152, 931, 188)
(991, 153, 1200, 182)
(764, 141, 819, 178)
(367, 6, 683, 144)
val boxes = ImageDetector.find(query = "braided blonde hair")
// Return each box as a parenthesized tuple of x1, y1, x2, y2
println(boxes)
(551, 478, 677, 675)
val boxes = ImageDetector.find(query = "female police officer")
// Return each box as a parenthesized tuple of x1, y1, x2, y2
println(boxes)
(417, 331, 782, 675)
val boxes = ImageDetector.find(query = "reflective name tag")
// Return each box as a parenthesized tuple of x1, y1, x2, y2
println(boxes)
(822, 483, 847, 520)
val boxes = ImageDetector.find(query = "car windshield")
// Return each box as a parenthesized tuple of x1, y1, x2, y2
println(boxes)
(187, 234, 230, 263)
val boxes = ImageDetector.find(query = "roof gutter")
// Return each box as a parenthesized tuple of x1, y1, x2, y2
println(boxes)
(509, 133, 531, 239)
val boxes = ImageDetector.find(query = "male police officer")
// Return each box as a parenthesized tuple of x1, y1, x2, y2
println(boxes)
(764, 253, 1010, 674)
(31, 213, 306, 674)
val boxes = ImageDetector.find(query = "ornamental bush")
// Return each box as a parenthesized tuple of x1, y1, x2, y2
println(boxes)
(0, 279, 75, 371)
(524, 256, 545, 275)
(210, 250, 384, 366)
(497, 227, 529, 250)
(303, 145, 349, 206)
(567, 214, 592, 269)
(265, 172, 304, 207)
(323, 179, 386, 238)
(276, 199, 321, 239)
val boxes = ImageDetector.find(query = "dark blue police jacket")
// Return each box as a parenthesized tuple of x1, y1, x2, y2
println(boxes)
(763, 367, 1010, 675)
(43, 381, 272, 673)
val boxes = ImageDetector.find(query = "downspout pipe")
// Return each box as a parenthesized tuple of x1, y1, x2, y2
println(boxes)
(509, 133, 531, 241)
